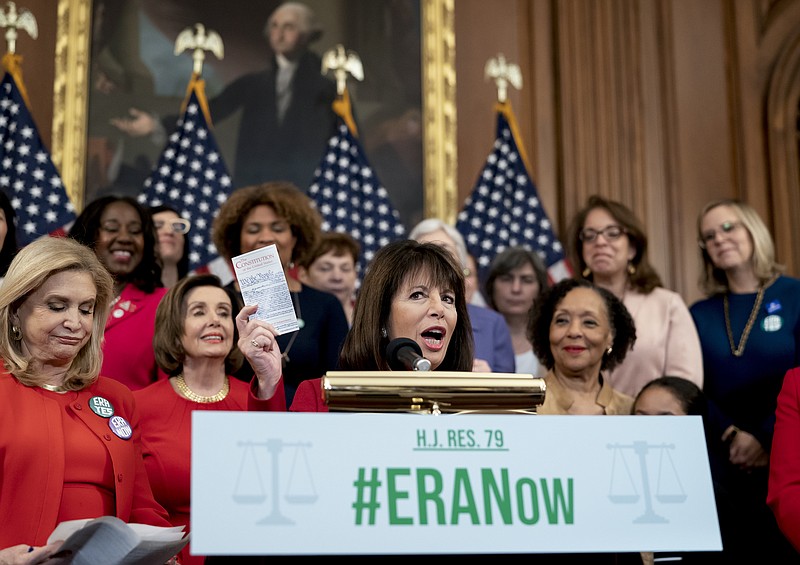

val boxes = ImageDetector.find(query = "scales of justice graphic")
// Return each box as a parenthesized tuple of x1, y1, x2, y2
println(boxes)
(607, 440, 687, 523)
(233, 439, 318, 525)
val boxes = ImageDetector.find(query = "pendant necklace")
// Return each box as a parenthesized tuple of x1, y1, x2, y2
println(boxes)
(281, 290, 303, 368)
(723, 276, 774, 357)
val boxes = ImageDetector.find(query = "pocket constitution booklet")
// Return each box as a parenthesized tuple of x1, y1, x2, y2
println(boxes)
(231, 243, 300, 335)
(47, 515, 189, 565)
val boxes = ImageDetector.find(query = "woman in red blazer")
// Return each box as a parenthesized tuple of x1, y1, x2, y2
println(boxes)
(768, 367, 800, 553)
(0, 237, 171, 554)
(135, 274, 286, 565)
(68, 195, 169, 391)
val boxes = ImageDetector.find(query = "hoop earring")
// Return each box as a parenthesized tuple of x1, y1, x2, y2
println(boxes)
(11, 326, 22, 341)
(582, 267, 591, 278)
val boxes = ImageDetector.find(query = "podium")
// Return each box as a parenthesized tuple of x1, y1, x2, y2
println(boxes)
(322, 370, 546, 414)
(191, 372, 721, 556)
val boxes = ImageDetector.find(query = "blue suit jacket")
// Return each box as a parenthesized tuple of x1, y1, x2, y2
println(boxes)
(467, 304, 516, 373)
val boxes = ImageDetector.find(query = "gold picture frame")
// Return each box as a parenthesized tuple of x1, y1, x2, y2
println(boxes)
(52, 0, 456, 222)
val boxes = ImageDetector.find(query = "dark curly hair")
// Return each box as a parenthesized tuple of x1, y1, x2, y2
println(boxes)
(528, 278, 636, 373)
(67, 195, 162, 293)
(211, 181, 322, 266)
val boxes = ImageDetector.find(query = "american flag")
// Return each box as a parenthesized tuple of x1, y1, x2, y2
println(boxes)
(138, 77, 233, 279)
(456, 101, 571, 284)
(0, 70, 75, 245)
(306, 91, 406, 281)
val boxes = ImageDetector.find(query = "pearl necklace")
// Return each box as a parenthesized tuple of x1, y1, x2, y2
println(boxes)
(723, 277, 773, 357)
(174, 374, 230, 403)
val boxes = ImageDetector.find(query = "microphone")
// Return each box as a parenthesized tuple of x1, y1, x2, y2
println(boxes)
(384, 337, 432, 371)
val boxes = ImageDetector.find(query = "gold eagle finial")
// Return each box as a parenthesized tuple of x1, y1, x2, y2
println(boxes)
(321, 44, 364, 96)
(0, 2, 38, 54)
(484, 53, 522, 103)
(174, 23, 224, 76)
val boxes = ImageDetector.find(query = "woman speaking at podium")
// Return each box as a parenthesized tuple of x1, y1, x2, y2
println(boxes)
(290, 239, 475, 412)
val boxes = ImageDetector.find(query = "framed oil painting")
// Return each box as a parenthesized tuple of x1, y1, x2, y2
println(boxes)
(53, 0, 456, 227)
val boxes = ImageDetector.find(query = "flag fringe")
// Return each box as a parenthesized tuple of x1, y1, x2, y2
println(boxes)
(332, 88, 358, 137)
(495, 99, 533, 179)
(1, 53, 32, 110)
(181, 73, 214, 127)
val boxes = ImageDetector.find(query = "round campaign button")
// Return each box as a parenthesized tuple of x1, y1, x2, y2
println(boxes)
(108, 416, 132, 440)
(763, 314, 783, 332)
(88, 396, 114, 418)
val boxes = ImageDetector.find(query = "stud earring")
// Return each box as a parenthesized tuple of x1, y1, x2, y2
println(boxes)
(11, 326, 22, 341)
(627, 263, 636, 275)
(381, 327, 388, 338)
(582, 267, 591, 278)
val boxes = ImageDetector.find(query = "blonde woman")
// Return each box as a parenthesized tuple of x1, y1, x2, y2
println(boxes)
(690, 198, 800, 562)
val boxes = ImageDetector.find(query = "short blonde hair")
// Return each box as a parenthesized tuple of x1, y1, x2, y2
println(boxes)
(697, 199, 783, 295)
(0, 237, 114, 389)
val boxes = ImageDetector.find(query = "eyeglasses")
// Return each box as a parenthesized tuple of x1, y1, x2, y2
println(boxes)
(578, 225, 626, 243)
(154, 218, 191, 234)
(698, 221, 741, 249)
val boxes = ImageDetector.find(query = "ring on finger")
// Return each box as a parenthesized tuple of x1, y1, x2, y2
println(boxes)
(251, 339, 260, 348)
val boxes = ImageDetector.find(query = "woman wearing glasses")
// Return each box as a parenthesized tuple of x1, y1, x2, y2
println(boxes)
(690, 198, 800, 562)
(566, 195, 702, 398)
(149, 205, 191, 288)
(68, 196, 168, 390)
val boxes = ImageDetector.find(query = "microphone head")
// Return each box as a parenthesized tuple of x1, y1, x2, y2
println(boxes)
(384, 337, 422, 358)
(384, 337, 424, 371)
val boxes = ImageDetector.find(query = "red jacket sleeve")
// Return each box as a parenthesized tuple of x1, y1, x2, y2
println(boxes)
(768, 367, 800, 552)
(289, 378, 328, 412)
(248, 376, 287, 412)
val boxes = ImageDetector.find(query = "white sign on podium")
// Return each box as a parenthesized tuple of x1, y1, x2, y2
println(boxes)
(191, 413, 721, 556)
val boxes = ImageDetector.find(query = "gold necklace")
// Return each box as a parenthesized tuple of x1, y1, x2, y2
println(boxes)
(723, 282, 768, 357)
(39, 383, 68, 393)
(174, 374, 230, 403)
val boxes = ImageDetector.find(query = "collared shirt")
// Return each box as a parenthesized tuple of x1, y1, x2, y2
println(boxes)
(275, 54, 298, 122)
